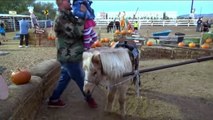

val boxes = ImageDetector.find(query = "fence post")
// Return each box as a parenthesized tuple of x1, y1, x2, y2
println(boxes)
(45, 20, 47, 28)
(13, 17, 16, 31)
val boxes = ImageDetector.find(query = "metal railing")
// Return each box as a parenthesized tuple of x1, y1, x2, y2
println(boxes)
(5, 20, 53, 32)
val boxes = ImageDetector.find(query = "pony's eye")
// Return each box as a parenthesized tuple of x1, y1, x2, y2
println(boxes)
(93, 71, 97, 75)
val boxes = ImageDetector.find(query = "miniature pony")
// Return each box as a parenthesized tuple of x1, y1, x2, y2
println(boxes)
(83, 47, 136, 117)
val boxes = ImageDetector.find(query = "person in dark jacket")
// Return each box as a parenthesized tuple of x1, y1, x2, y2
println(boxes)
(202, 20, 210, 32)
(19, 18, 30, 48)
(0, 21, 6, 44)
(196, 17, 202, 32)
(48, 0, 97, 108)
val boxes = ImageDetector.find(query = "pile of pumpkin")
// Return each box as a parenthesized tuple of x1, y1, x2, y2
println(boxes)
(202, 38, 213, 49)
(112, 29, 134, 46)
(47, 32, 56, 40)
(178, 38, 212, 49)
(114, 29, 134, 36)
(91, 37, 115, 48)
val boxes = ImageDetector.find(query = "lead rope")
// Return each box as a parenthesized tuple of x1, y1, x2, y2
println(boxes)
(134, 70, 141, 97)
(107, 77, 133, 89)
(105, 69, 141, 96)
(87, 70, 141, 97)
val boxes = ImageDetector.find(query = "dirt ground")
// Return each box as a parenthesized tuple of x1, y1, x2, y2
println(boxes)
(35, 59, 213, 120)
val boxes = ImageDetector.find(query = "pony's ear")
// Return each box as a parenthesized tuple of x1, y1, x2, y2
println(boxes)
(92, 54, 101, 65)
(92, 53, 105, 74)
(92, 51, 101, 64)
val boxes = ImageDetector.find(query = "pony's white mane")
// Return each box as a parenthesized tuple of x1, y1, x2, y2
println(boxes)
(83, 47, 133, 80)
(99, 48, 132, 80)
(83, 51, 93, 70)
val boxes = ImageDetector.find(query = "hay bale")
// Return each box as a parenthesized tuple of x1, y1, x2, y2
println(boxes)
(28, 28, 55, 47)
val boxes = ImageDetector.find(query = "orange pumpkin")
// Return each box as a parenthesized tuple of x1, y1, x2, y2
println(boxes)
(201, 43, 209, 49)
(205, 38, 212, 44)
(178, 42, 185, 47)
(188, 42, 196, 48)
(100, 38, 105, 43)
(91, 43, 96, 48)
(48, 35, 52, 40)
(96, 41, 102, 47)
(127, 30, 133, 34)
(120, 30, 127, 35)
(146, 41, 153, 46)
(50, 36, 56, 40)
(48, 34, 56, 40)
(11, 69, 31, 85)
(92, 41, 102, 47)
(104, 38, 110, 43)
(114, 30, 120, 35)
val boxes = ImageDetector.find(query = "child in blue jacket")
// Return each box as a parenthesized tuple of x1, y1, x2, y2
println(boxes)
(72, 0, 97, 50)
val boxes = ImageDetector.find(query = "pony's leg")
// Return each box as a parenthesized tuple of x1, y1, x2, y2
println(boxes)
(105, 87, 117, 112)
(117, 84, 129, 118)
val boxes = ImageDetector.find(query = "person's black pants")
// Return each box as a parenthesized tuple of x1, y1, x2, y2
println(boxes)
(20, 34, 29, 46)
(196, 24, 201, 32)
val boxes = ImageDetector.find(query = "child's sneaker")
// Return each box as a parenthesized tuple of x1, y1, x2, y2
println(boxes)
(86, 97, 97, 108)
(48, 99, 65, 108)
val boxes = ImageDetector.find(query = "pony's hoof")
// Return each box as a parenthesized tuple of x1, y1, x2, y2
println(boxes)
(120, 115, 126, 120)
(104, 110, 112, 116)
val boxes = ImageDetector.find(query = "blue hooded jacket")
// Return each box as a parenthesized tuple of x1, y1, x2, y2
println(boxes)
(72, 0, 95, 20)
(0, 23, 5, 33)
(0, 27, 5, 34)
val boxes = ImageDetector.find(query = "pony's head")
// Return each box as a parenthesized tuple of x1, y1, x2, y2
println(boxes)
(83, 50, 105, 95)
(83, 48, 133, 95)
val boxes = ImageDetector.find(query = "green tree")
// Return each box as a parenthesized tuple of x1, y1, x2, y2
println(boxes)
(32, 2, 57, 20)
(0, 1, 56, 20)
(0, 0, 35, 14)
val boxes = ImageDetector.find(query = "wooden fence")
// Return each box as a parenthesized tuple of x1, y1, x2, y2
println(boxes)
(95, 18, 197, 27)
